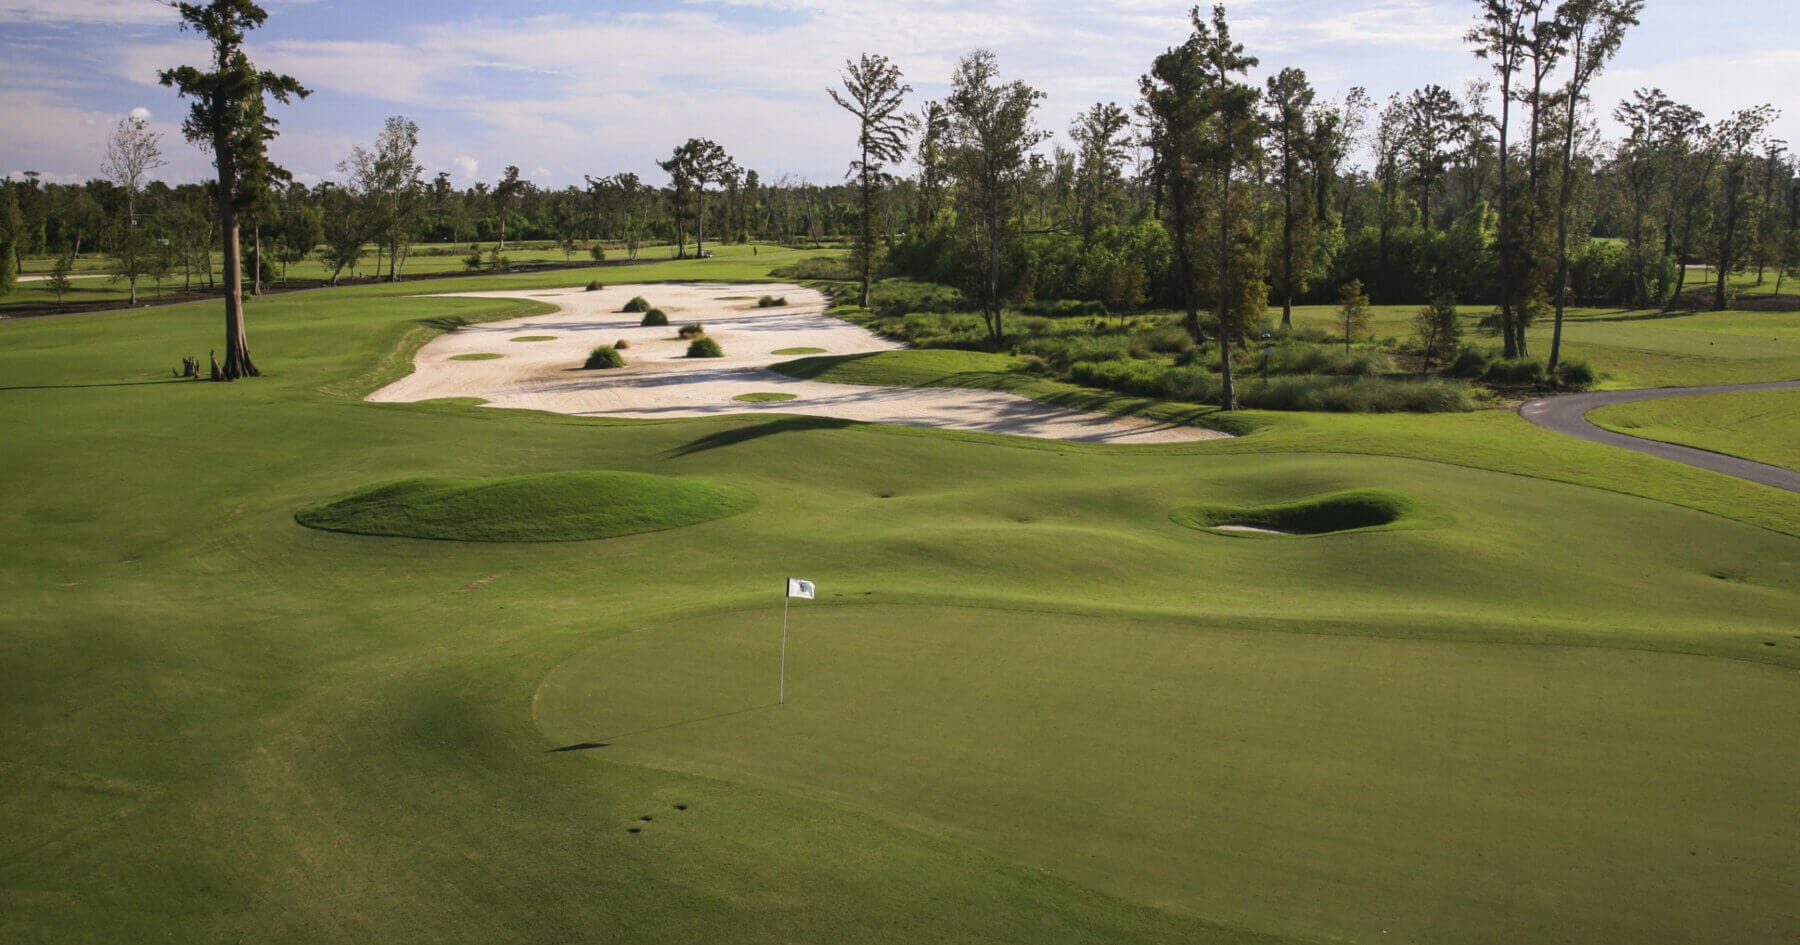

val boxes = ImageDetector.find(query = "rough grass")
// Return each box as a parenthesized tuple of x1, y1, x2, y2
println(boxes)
(1588, 388, 1800, 471)
(294, 470, 756, 542)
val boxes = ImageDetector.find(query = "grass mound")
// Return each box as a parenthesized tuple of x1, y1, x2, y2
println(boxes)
(1171, 488, 1433, 537)
(511, 335, 555, 342)
(450, 353, 503, 361)
(295, 470, 756, 542)
(640, 308, 669, 327)
(583, 346, 625, 370)
(687, 337, 724, 358)
(622, 296, 651, 313)
(732, 391, 797, 402)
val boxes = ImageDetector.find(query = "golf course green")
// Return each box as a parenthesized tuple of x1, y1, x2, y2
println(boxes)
(2, 250, 1797, 945)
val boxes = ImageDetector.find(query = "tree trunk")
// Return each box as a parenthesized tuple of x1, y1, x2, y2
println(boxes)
(859, 148, 874, 309)
(252, 224, 263, 296)
(215, 149, 257, 380)
(1497, 61, 1517, 357)
(1281, 154, 1294, 329)
(1548, 37, 1587, 373)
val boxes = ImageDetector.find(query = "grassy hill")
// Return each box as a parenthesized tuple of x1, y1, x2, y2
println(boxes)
(2, 256, 1796, 945)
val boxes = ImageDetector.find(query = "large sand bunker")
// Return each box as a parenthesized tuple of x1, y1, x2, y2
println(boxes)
(369, 282, 1226, 445)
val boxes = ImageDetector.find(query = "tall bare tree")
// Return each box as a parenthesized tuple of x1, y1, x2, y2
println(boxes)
(1546, 0, 1642, 371)
(159, 0, 309, 380)
(101, 116, 166, 305)
(830, 54, 912, 308)
(1468, 0, 1541, 356)
(1265, 67, 1316, 328)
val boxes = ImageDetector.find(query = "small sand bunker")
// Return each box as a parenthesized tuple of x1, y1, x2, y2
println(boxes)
(369, 282, 1225, 445)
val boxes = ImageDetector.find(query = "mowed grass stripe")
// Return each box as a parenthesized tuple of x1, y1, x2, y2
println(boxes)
(538, 605, 1800, 945)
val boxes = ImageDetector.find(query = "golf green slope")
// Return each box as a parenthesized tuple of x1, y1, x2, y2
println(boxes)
(2, 258, 1797, 945)
(1589, 388, 1800, 472)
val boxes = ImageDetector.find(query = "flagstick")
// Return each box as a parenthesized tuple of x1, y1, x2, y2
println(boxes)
(779, 588, 789, 706)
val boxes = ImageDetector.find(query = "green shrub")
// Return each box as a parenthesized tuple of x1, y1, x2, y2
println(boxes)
(1554, 358, 1597, 390)
(622, 296, 651, 313)
(462, 250, 485, 272)
(678, 323, 706, 339)
(588, 243, 607, 262)
(1448, 346, 1496, 378)
(1483, 357, 1547, 385)
(1243, 376, 1473, 413)
(687, 337, 724, 358)
(585, 280, 603, 291)
(583, 346, 625, 369)
(773, 256, 855, 281)
(1270, 345, 1392, 376)
(640, 308, 669, 327)
(757, 295, 787, 308)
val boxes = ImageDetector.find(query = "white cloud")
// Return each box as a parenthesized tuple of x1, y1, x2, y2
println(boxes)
(0, 0, 177, 27)
(129, 106, 150, 121)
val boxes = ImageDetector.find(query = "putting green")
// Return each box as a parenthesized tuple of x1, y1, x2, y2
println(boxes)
(295, 470, 756, 541)
(537, 604, 1800, 945)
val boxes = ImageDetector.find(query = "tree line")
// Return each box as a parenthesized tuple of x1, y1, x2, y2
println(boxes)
(1, 0, 1794, 400)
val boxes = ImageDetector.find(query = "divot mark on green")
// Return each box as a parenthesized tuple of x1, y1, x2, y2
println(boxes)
(295, 470, 757, 542)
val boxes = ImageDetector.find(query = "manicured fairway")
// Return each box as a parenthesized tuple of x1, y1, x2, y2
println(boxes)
(539, 605, 1800, 945)
(3, 259, 1798, 945)
(1590, 388, 1800, 471)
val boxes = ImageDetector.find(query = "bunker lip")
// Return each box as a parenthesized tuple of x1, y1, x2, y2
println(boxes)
(368, 281, 1228, 445)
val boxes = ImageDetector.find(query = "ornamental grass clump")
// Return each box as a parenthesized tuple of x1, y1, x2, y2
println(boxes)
(678, 323, 706, 339)
(622, 296, 651, 313)
(584, 346, 625, 369)
(687, 337, 724, 358)
(640, 308, 669, 327)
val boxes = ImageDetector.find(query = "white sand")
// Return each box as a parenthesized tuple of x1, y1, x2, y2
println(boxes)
(1210, 524, 1296, 535)
(368, 282, 1228, 445)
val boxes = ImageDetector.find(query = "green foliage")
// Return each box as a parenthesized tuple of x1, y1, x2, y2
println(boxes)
(1552, 358, 1597, 390)
(0, 239, 14, 296)
(772, 347, 825, 355)
(640, 308, 669, 327)
(462, 250, 484, 272)
(1448, 345, 1495, 378)
(588, 243, 607, 262)
(295, 470, 755, 542)
(757, 295, 787, 307)
(1336, 280, 1373, 353)
(622, 295, 651, 313)
(1412, 296, 1461, 369)
(686, 336, 724, 358)
(583, 346, 625, 369)
(678, 323, 706, 339)
(585, 280, 603, 291)
(1483, 357, 1548, 386)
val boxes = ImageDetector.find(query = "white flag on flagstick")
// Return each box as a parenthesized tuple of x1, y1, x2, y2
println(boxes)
(787, 578, 815, 600)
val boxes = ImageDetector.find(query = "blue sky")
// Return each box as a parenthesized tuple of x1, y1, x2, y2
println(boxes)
(3, 0, 1795, 190)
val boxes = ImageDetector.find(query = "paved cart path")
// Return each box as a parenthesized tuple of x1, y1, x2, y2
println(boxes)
(1519, 380, 1800, 493)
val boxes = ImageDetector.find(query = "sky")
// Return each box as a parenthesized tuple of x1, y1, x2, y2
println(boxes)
(2, 0, 1795, 190)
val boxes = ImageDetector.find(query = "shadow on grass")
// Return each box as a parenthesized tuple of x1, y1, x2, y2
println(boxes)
(0, 379, 193, 392)
(550, 702, 780, 750)
(668, 415, 859, 457)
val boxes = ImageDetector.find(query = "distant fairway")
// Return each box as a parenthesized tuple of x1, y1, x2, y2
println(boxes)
(3, 254, 1798, 945)
(539, 604, 1800, 945)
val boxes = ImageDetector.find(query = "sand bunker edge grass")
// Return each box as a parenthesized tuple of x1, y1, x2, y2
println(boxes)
(1171, 488, 1441, 538)
(296, 470, 757, 542)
